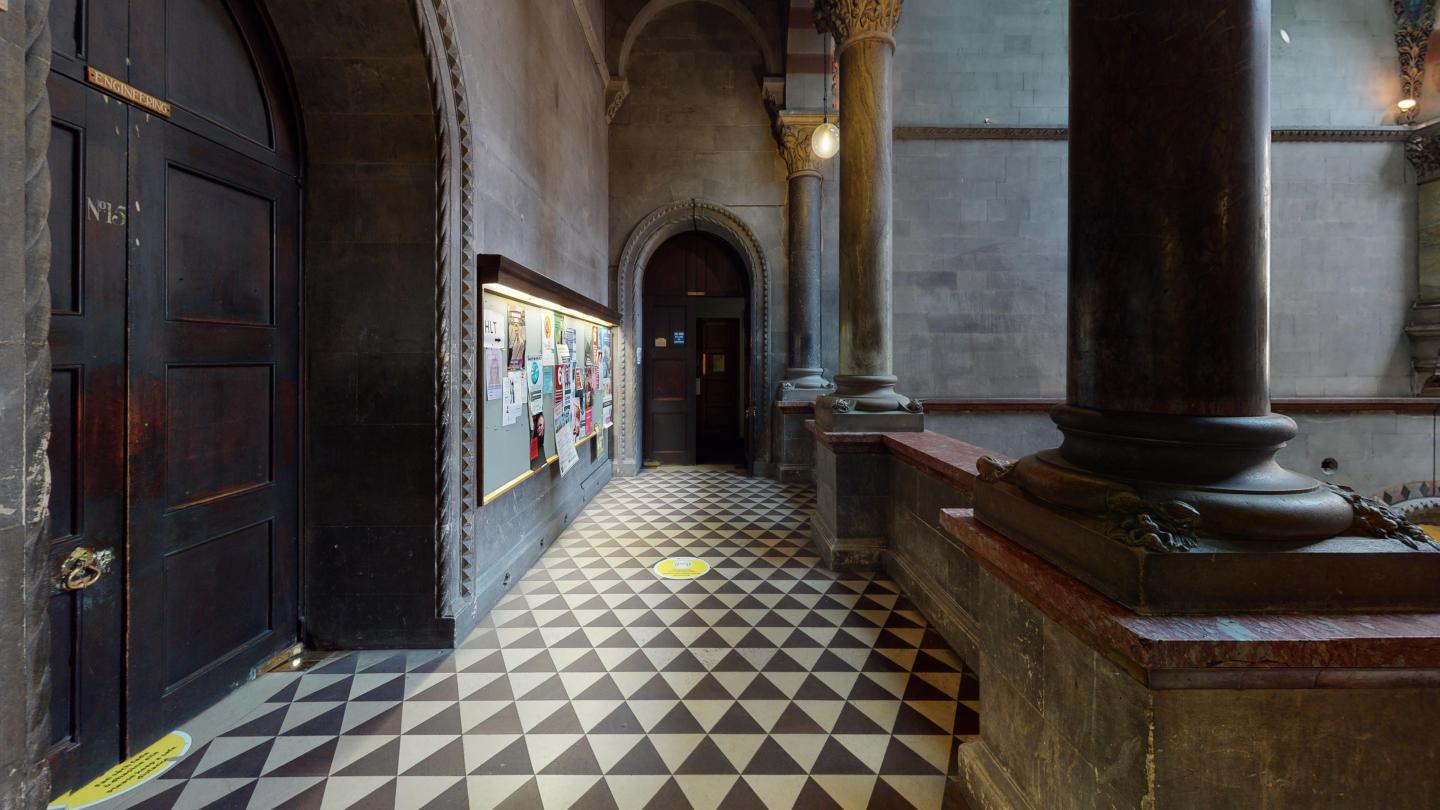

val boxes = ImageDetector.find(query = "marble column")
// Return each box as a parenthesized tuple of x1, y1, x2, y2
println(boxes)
(812, 0, 920, 429)
(777, 120, 832, 398)
(974, 0, 1432, 613)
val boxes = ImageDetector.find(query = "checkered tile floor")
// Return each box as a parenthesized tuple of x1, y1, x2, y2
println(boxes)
(115, 469, 978, 809)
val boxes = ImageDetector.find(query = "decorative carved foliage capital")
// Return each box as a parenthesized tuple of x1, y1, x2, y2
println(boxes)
(777, 124, 822, 177)
(1406, 124, 1440, 180)
(1394, 0, 1436, 123)
(813, 0, 904, 52)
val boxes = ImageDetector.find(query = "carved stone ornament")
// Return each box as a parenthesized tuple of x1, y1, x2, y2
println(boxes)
(976, 456, 1015, 484)
(606, 76, 630, 123)
(1406, 124, 1440, 181)
(813, 0, 905, 52)
(833, 398, 854, 413)
(1104, 491, 1200, 553)
(1394, 0, 1436, 123)
(777, 124, 822, 177)
(903, 399, 924, 414)
(1326, 483, 1439, 550)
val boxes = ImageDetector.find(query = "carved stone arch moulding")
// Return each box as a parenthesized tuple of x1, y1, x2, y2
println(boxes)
(614, 200, 772, 475)
(414, 0, 479, 624)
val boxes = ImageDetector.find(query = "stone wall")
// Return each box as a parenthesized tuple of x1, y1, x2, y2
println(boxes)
(456, 0, 610, 303)
(0, 1, 52, 806)
(446, 0, 616, 639)
(861, 0, 1420, 401)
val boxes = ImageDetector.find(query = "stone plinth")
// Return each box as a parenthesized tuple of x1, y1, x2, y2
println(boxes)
(774, 401, 817, 484)
(808, 422, 891, 570)
(941, 510, 1440, 809)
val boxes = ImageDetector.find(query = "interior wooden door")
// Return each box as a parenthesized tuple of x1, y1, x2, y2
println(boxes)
(644, 296, 697, 465)
(697, 318, 742, 463)
(125, 107, 301, 747)
(45, 72, 129, 792)
(44, 0, 302, 787)
(124, 0, 302, 747)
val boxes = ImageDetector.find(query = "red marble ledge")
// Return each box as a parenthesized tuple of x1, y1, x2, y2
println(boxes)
(806, 422, 1010, 491)
(882, 432, 1008, 493)
(776, 400, 816, 415)
(941, 509, 1440, 689)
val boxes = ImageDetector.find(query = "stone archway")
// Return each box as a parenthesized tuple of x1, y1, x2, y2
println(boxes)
(614, 199, 772, 475)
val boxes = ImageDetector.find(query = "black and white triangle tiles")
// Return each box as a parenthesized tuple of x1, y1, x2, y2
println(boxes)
(117, 468, 979, 810)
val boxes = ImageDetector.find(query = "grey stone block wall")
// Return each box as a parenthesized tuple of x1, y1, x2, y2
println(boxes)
(454, 0, 611, 304)
(876, 0, 1420, 401)
(883, 139, 1416, 400)
(894, 0, 1405, 128)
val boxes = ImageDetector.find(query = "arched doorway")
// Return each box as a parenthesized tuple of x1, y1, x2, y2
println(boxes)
(40, 0, 465, 792)
(643, 233, 750, 465)
(614, 200, 773, 476)
(45, 0, 301, 789)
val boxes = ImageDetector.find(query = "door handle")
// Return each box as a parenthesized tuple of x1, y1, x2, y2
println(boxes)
(57, 547, 114, 592)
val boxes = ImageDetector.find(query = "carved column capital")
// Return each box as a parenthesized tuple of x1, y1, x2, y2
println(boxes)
(1394, 0, 1436, 123)
(812, 0, 904, 55)
(777, 124, 823, 178)
(1406, 125, 1440, 181)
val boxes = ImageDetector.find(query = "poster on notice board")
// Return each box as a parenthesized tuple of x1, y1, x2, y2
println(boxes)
(485, 348, 503, 401)
(557, 419, 579, 476)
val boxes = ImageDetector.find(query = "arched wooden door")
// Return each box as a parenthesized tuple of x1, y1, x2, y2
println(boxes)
(642, 233, 750, 466)
(46, 0, 301, 790)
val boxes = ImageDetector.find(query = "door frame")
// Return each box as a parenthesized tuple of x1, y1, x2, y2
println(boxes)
(615, 199, 773, 476)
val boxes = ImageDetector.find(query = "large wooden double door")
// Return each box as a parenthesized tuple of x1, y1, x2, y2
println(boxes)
(46, 0, 300, 790)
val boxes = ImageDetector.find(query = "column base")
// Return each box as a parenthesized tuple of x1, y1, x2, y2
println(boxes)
(816, 374, 924, 424)
(977, 473, 1440, 614)
(942, 510, 1440, 809)
(777, 369, 833, 402)
(815, 375, 924, 432)
(974, 405, 1440, 612)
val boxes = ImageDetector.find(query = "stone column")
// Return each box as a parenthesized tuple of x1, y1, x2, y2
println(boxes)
(975, 0, 1430, 613)
(812, 0, 920, 429)
(777, 120, 832, 398)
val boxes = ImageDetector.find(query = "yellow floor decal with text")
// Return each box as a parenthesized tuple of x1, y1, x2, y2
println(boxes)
(654, 557, 710, 579)
(49, 731, 193, 810)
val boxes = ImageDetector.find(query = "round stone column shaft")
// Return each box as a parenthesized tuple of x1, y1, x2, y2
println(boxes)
(1069, 0, 1268, 417)
(778, 122, 830, 393)
(814, 0, 913, 415)
(996, 0, 1356, 544)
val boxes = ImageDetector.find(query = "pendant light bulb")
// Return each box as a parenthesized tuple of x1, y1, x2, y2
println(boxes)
(812, 122, 840, 160)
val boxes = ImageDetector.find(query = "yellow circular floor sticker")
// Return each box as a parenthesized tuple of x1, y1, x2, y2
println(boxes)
(654, 557, 710, 579)
(49, 731, 192, 810)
